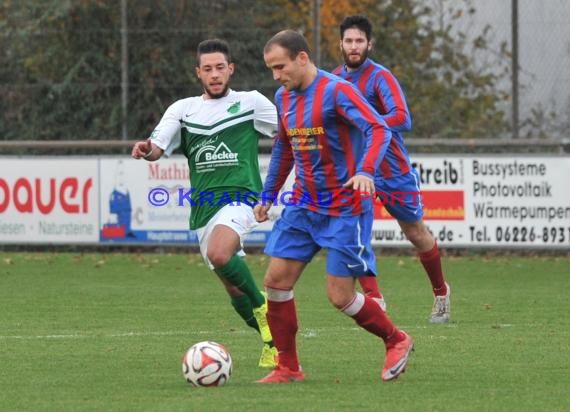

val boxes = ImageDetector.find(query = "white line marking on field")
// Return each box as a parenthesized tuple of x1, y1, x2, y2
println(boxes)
(0, 323, 501, 341)
(0, 330, 247, 340)
(0, 334, 85, 340)
(110, 331, 197, 338)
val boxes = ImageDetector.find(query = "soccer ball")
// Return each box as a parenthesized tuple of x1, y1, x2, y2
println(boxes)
(182, 341, 232, 387)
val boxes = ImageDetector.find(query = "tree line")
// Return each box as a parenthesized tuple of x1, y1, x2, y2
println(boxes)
(0, 0, 513, 142)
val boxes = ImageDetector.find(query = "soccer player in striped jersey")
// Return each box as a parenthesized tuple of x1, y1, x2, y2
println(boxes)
(334, 15, 450, 324)
(255, 30, 414, 383)
(131, 39, 278, 368)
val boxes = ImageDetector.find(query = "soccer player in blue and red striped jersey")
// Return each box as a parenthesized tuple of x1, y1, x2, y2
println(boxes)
(254, 30, 414, 383)
(334, 15, 450, 323)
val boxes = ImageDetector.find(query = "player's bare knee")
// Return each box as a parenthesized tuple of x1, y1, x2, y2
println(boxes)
(263, 268, 280, 289)
(208, 249, 232, 268)
(263, 258, 302, 290)
(402, 222, 431, 246)
(263, 271, 290, 290)
(404, 227, 423, 244)
(326, 289, 353, 310)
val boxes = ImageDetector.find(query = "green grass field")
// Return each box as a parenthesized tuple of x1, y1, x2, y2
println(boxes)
(1, 252, 569, 412)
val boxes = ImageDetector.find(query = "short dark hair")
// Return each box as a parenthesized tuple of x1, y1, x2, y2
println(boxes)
(264, 30, 311, 60)
(196, 39, 231, 66)
(339, 15, 373, 41)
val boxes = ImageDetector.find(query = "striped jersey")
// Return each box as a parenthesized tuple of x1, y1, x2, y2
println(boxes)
(263, 69, 392, 217)
(149, 89, 278, 229)
(333, 58, 412, 179)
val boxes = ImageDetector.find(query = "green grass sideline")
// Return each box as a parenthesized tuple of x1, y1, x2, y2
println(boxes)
(1, 253, 569, 411)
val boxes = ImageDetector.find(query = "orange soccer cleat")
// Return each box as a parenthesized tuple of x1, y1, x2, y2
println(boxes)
(381, 332, 414, 381)
(256, 364, 305, 384)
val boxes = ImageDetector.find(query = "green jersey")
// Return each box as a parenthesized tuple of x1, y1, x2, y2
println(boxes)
(149, 89, 278, 229)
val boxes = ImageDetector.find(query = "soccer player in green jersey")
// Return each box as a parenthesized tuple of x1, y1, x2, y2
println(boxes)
(132, 39, 278, 368)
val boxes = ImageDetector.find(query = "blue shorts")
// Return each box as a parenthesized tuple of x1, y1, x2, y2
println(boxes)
(374, 169, 424, 222)
(264, 207, 376, 277)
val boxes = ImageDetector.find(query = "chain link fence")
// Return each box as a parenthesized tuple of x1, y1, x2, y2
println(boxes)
(1, 0, 568, 145)
(439, 0, 570, 138)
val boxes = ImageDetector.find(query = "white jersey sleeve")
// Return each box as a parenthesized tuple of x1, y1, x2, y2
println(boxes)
(252, 90, 278, 138)
(148, 99, 185, 157)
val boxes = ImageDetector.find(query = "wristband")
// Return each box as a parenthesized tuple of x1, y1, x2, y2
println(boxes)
(143, 147, 154, 159)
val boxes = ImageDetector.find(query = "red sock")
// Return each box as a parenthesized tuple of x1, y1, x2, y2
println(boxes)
(419, 242, 447, 295)
(267, 298, 300, 371)
(343, 293, 404, 346)
(358, 276, 383, 299)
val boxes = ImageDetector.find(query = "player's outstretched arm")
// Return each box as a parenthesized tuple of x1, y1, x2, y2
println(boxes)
(131, 140, 163, 161)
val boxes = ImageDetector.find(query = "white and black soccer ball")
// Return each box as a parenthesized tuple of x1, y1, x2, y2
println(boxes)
(182, 341, 232, 387)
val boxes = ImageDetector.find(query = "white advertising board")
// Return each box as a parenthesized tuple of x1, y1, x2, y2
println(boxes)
(0, 158, 99, 243)
(97, 156, 293, 245)
(1, 155, 569, 248)
(99, 157, 195, 244)
(371, 155, 570, 247)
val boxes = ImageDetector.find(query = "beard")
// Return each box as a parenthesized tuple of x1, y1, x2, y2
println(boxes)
(203, 82, 230, 99)
(342, 48, 368, 69)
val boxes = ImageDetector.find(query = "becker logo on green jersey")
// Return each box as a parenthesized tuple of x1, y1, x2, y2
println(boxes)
(194, 141, 239, 172)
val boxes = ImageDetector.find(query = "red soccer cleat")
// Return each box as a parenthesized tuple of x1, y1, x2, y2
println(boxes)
(256, 364, 305, 384)
(382, 332, 414, 381)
